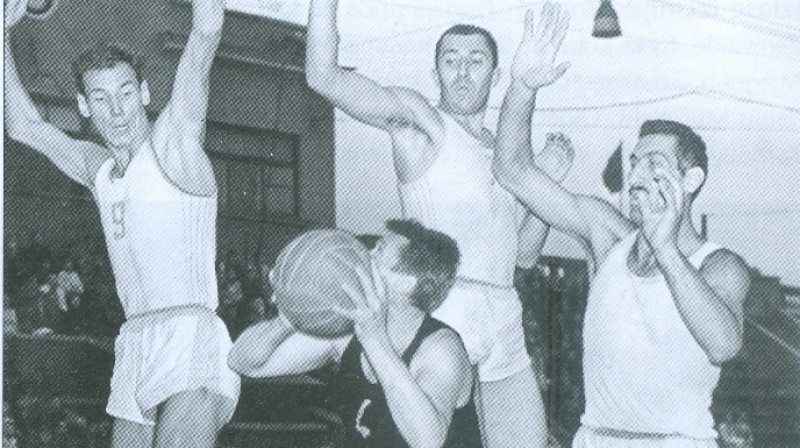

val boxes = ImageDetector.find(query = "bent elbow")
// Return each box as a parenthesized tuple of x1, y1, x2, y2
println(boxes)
(305, 67, 335, 96)
(492, 159, 521, 191)
(707, 339, 742, 366)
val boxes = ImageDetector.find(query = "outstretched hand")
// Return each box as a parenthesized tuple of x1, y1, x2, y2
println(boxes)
(537, 132, 574, 183)
(5, 0, 28, 29)
(511, 2, 571, 90)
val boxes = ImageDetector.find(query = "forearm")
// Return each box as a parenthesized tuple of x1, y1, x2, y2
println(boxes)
(656, 245, 742, 363)
(228, 317, 294, 375)
(496, 80, 538, 171)
(361, 338, 448, 448)
(306, 0, 344, 92)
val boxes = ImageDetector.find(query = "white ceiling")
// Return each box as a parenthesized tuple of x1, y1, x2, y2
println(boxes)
(228, 0, 800, 129)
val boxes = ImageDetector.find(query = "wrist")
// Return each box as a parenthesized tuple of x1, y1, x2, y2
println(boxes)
(654, 240, 681, 264)
(510, 78, 538, 95)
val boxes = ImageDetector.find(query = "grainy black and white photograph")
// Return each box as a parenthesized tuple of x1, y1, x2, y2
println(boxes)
(2, 0, 799, 447)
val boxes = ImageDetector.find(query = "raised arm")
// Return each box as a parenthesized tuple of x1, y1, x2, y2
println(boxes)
(306, 0, 441, 137)
(228, 314, 345, 378)
(494, 5, 630, 262)
(4, 0, 106, 188)
(150, 0, 224, 196)
(515, 131, 575, 268)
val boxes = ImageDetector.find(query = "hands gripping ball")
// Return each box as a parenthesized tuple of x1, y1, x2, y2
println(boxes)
(272, 229, 372, 338)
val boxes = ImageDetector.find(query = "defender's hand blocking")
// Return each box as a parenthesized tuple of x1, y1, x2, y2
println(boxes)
(5, 0, 28, 29)
(537, 132, 575, 183)
(511, 2, 570, 90)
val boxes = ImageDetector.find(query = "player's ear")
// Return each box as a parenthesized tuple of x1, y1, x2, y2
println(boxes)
(492, 67, 502, 86)
(683, 166, 705, 196)
(432, 67, 441, 90)
(140, 80, 151, 107)
(77, 94, 91, 118)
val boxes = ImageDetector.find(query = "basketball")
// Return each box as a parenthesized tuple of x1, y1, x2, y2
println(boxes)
(271, 229, 372, 338)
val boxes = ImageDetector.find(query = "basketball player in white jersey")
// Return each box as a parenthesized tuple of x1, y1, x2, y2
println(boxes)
(305, 1, 570, 446)
(4, 0, 240, 446)
(493, 19, 752, 445)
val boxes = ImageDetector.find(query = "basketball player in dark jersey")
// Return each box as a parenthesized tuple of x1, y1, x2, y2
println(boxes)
(229, 220, 481, 448)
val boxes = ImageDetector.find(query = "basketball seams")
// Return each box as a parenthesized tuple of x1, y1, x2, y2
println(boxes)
(272, 229, 371, 338)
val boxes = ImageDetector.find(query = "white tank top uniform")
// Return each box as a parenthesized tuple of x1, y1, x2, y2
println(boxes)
(398, 111, 521, 286)
(398, 111, 531, 381)
(93, 140, 218, 317)
(581, 231, 723, 441)
(95, 141, 239, 425)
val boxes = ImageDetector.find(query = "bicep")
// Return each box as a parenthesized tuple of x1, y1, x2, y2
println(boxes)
(10, 121, 106, 187)
(701, 250, 751, 324)
(150, 102, 216, 196)
(412, 331, 472, 417)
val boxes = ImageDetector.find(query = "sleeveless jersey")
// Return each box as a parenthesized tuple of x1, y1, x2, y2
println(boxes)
(398, 112, 521, 286)
(581, 232, 723, 438)
(92, 140, 218, 318)
(334, 316, 482, 448)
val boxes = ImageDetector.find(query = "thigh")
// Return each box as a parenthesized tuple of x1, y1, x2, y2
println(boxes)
(477, 368, 547, 448)
(153, 389, 236, 448)
(111, 417, 155, 448)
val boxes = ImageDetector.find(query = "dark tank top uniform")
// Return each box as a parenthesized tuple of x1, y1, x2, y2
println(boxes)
(331, 315, 482, 448)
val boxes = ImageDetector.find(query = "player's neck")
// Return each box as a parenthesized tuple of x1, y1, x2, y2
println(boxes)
(439, 106, 488, 140)
(106, 121, 151, 177)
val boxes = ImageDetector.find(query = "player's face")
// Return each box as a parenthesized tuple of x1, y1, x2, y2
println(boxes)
(370, 233, 414, 305)
(436, 34, 497, 114)
(78, 63, 149, 150)
(628, 134, 683, 225)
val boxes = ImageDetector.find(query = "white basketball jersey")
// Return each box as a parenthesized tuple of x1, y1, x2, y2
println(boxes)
(581, 231, 722, 438)
(93, 140, 218, 318)
(398, 111, 522, 286)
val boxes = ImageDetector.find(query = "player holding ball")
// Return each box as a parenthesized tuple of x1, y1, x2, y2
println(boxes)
(228, 220, 482, 448)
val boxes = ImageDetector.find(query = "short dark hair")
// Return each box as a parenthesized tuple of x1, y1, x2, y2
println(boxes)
(385, 219, 460, 313)
(435, 24, 498, 69)
(72, 43, 144, 95)
(639, 119, 708, 197)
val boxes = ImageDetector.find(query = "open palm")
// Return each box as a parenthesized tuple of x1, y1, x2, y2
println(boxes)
(512, 2, 571, 90)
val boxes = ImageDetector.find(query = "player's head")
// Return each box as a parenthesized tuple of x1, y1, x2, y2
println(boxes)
(371, 219, 460, 313)
(72, 43, 150, 150)
(628, 120, 708, 224)
(434, 25, 501, 115)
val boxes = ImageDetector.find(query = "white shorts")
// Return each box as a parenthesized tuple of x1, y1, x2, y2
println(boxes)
(432, 280, 531, 382)
(106, 305, 241, 426)
(571, 426, 717, 448)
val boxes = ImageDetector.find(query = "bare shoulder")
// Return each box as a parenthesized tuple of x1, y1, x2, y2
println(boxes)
(701, 248, 751, 295)
(412, 328, 471, 376)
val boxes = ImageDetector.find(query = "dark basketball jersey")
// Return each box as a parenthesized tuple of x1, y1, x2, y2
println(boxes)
(332, 315, 482, 448)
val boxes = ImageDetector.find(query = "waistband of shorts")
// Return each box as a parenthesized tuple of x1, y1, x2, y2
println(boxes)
(124, 304, 216, 327)
(454, 276, 514, 290)
(583, 426, 679, 440)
